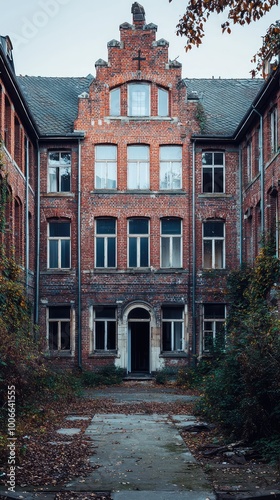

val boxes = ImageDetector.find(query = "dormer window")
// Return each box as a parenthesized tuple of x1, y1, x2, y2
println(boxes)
(128, 83, 150, 116)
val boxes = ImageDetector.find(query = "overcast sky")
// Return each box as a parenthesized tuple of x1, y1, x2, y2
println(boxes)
(2, 0, 279, 79)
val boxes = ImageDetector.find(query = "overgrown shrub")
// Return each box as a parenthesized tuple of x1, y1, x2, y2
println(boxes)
(196, 242, 280, 461)
(155, 366, 178, 384)
(81, 365, 125, 387)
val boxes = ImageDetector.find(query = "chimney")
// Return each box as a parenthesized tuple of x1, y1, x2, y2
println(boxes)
(131, 2, 145, 28)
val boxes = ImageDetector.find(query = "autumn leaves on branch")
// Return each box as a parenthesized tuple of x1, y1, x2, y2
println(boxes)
(169, 0, 280, 76)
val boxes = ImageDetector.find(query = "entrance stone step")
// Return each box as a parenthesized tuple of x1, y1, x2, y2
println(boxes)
(123, 372, 155, 381)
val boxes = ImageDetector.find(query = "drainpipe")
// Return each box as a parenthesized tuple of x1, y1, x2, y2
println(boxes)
(192, 140, 197, 366)
(77, 138, 82, 370)
(25, 137, 29, 292)
(239, 145, 243, 265)
(35, 142, 40, 327)
(252, 107, 265, 235)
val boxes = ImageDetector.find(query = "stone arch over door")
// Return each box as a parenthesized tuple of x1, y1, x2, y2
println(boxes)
(124, 303, 153, 373)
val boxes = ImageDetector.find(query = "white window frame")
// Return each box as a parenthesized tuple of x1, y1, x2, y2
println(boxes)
(202, 152, 225, 193)
(128, 83, 150, 117)
(93, 307, 117, 351)
(95, 218, 116, 268)
(48, 221, 71, 269)
(203, 304, 226, 353)
(160, 146, 182, 190)
(160, 218, 182, 268)
(203, 221, 225, 269)
(162, 307, 184, 352)
(95, 145, 117, 189)
(128, 218, 150, 268)
(48, 151, 71, 193)
(47, 306, 71, 351)
(127, 145, 150, 189)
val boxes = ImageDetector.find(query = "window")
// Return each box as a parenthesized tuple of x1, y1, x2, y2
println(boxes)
(202, 152, 224, 193)
(128, 218, 149, 267)
(127, 145, 149, 189)
(48, 221, 70, 269)
(48, 152, 71, 193)
(160, 146, 182, 189)
(203, 304, 226, 352)
(110, 87, 120, 116)
(95, 218, 116, 268)
(48, 306, 71, 351)
(162, 307, 184, 351)
(203, 221, 225, 269)
(246, 141, 252, 183)
(158, 88, 169, 117)
(94, 306, 116, 350)
(128, 83, 150, 116)
(95, 145, 117, 189)
(270, 107, 278, 154)
(161, 218, 182, 268)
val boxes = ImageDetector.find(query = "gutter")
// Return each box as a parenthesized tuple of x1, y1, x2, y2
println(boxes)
(35, 141, 40, 327)
(192, 140, 197, 365)
(25, 137, 29, 292)
(77, 138, 82, 370)
(252, 107, 265, 235)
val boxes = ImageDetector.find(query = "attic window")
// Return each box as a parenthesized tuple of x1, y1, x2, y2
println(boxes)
(128, 83, 150, 116)
(110, 88, 120, 116)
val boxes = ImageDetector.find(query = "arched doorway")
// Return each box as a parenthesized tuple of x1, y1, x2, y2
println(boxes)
(128, 307, 150, 373)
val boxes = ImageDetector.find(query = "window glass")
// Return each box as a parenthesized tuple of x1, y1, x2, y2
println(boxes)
(161, 219, 182, 268)
(158, 88, 168, 117)
(202, 152, 224, 193)
(128, 218, 149, 267)
(162, 307, 184, 352)
(94, 307, 116, 351)
(95, 218, 116, 268)
(48, 152, 71, 193)
(203, 221, 225, 269)
(127, 145, 149, 189)
(48, 306, 71, 351)
(110, 88, 120, 116)
(48, 222, 70, 269)
(128, 83, 150, 116)
(95, 145, 117, 189)
(203, 304, 226, 352)
(160, 146, 182, 189)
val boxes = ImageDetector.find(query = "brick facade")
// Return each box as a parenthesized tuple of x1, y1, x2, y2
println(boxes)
(1, 4, 279, 374)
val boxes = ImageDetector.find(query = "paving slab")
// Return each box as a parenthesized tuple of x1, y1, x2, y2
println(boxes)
(86, 386, 197, 404)
(66, 413, 214, 497)
(112, 491, 216, 500)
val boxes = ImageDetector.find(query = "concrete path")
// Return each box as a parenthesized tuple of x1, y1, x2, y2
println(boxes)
(65, 385, 216, 500)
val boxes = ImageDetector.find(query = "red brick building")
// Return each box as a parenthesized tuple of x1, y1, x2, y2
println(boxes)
(1, 4, 279, 374)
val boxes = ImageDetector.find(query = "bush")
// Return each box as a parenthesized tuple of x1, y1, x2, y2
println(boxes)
(155, 367, 178, 385)
(196, 243, 280, 461)
(81, 365, 126, 387)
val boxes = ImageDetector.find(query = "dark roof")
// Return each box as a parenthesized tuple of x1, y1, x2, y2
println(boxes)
(17, 75, 94, 136)
(183, 78, 264, 137)
(16, 74, 265, 138)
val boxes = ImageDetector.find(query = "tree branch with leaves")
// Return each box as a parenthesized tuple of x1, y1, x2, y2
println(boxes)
(170, 0, 280, 76)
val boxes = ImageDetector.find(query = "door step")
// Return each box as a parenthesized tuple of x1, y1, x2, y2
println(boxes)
(124, 372, 154, 381)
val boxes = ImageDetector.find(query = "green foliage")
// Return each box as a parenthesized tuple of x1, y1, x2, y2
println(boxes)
(81, 365, 126, 387)
(155, 366, 178, 385)
(196, 243, 280, 461)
